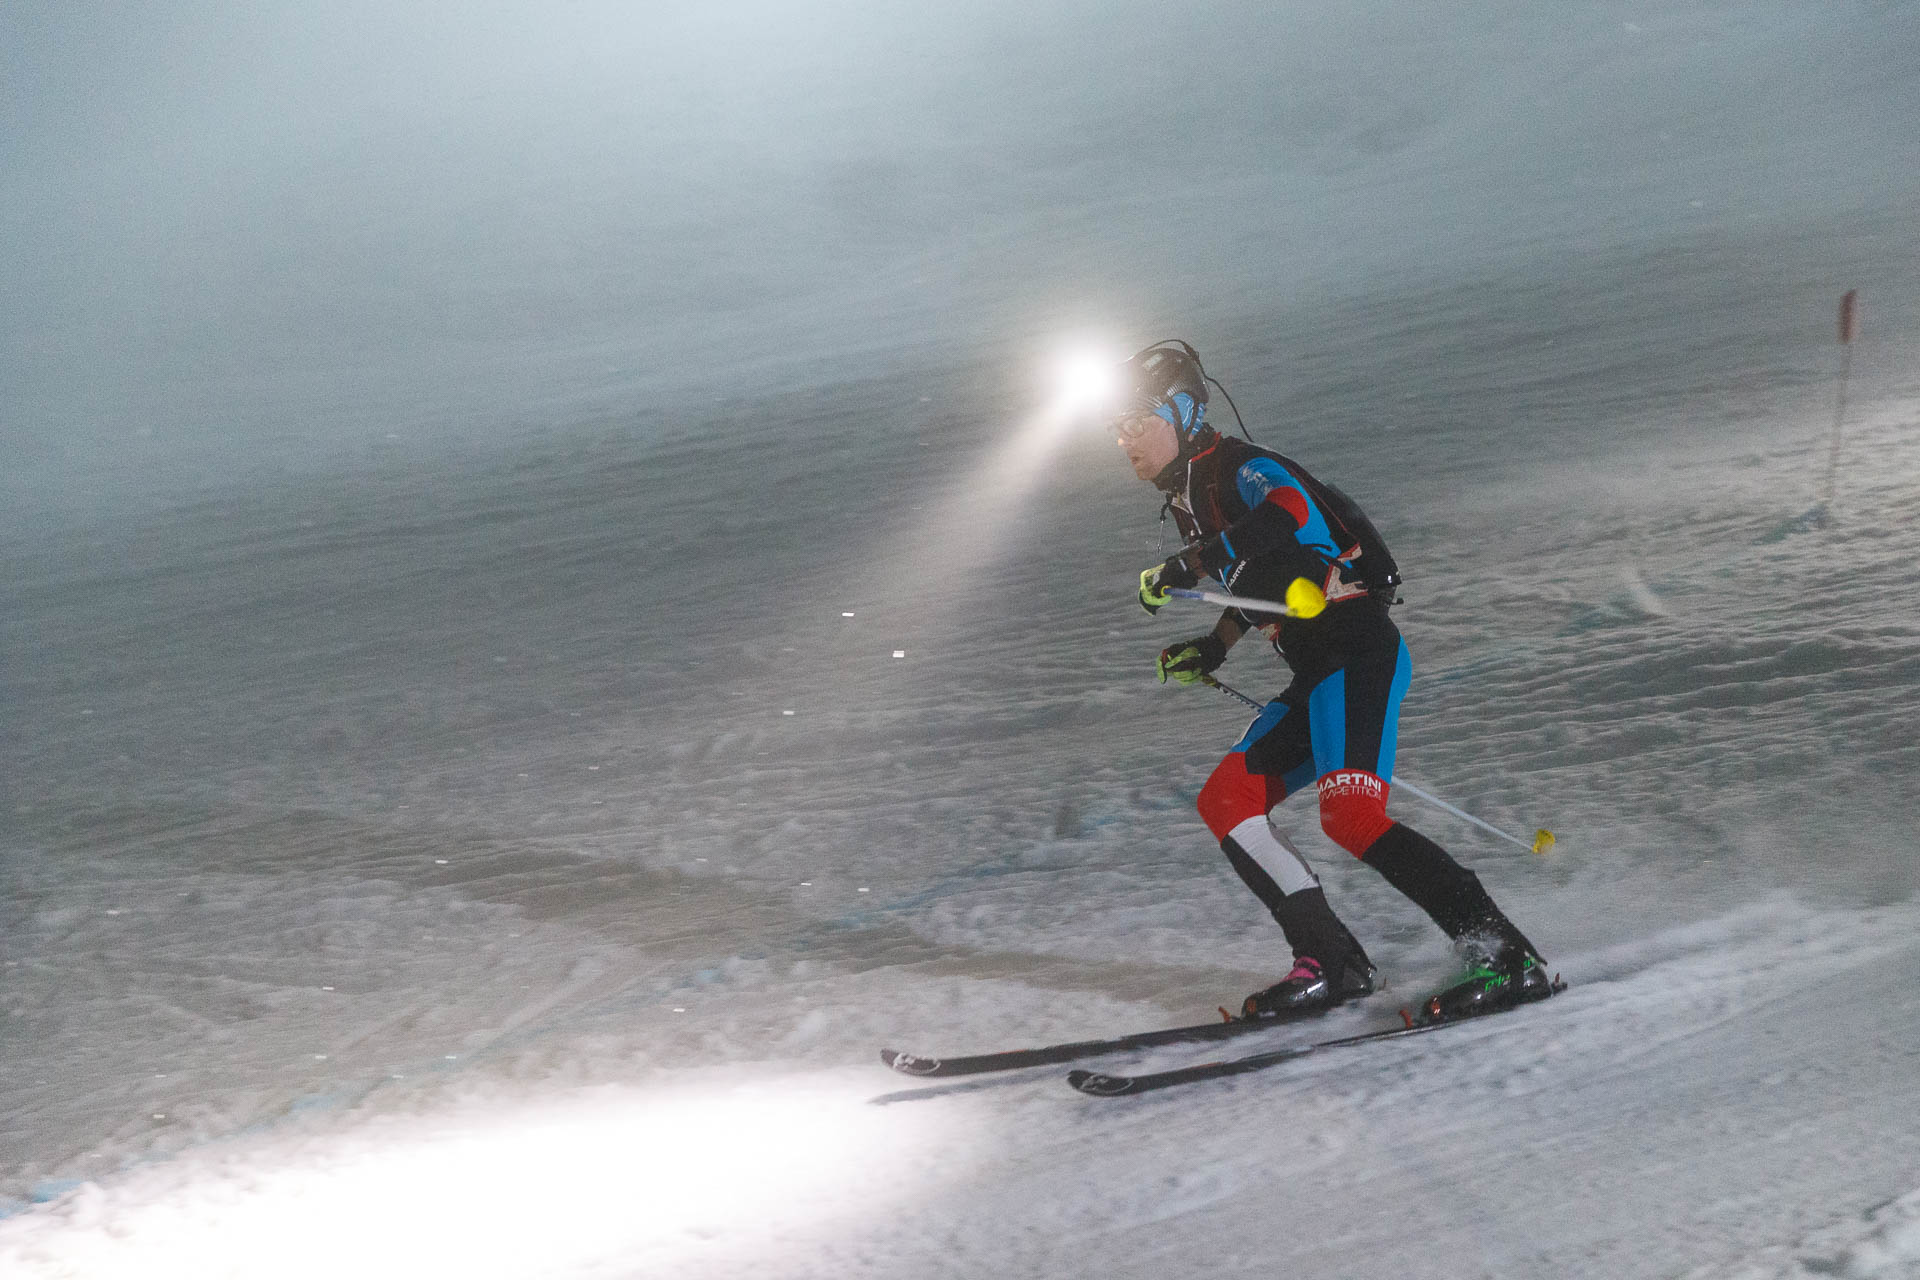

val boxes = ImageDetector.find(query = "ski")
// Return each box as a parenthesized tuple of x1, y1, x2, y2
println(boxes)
(880, 1008, 1319, 1078)
(1067, 976, 1565, 1096)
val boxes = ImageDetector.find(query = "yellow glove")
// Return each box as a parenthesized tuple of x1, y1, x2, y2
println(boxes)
(1138, 565, 1171, 615)
(1139, 555, 1201, 615)
(1157, 634, 1227, 685)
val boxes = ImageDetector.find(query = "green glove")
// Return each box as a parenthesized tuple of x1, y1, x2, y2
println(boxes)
(1138, 565, 1171, 615)
(1138, 554, 1201, 615)
(1157, 633, 1227, 685)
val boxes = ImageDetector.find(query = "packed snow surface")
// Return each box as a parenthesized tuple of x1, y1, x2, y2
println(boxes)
(7, 4, 1920, 1278)
(8, 286, 1920, 1275)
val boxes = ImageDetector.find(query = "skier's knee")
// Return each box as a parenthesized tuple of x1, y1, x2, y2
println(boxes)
(1318, 769, 1394, 857)
(1198, 754, 1267, 842)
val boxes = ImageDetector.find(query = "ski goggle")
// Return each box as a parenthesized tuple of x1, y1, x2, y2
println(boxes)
(1114, 407, 1168, 441)
(1115, 393, 1204, 440)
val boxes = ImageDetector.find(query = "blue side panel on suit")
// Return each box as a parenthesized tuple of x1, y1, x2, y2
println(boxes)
(1308, 670, 1348, 776)
(1230, 698, 1289, 754)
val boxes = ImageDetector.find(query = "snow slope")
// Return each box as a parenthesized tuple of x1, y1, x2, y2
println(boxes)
(7, 4, 1920, 1278)
(7, 247, 1920, 1274)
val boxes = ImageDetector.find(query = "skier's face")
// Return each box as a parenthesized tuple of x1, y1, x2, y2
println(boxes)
(1117, 408, 1179, 483)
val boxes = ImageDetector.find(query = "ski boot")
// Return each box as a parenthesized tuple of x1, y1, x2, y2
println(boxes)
(1419, 946, 1561, 1025)
(1241, 954, 1377, 1021)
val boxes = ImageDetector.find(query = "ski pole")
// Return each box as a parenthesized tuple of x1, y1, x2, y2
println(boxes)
(1198, 676, 1555, 855)
(1388, 776, 1555, 855)
(1199, 673, 1265, 711)
(1163, 581, 1322, 618)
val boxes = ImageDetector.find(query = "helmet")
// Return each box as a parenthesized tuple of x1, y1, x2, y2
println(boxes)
(1117, 340, 1212, 445)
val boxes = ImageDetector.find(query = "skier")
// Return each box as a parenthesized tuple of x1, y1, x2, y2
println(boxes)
(1111, 340, 1553, 1023)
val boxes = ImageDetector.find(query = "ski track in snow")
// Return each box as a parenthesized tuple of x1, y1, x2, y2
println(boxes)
(1, 899, 1917, 1278)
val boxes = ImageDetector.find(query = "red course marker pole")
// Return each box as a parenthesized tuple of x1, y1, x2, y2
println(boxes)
(1819, 288, 1860, 519)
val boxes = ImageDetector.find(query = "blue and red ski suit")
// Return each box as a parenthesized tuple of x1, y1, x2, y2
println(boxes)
(1163, 434, 1409, 861)
(1159, 433, 1532, 956)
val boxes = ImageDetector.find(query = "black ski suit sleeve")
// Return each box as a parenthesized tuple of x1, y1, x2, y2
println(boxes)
(1192, 495, 1328, 587)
